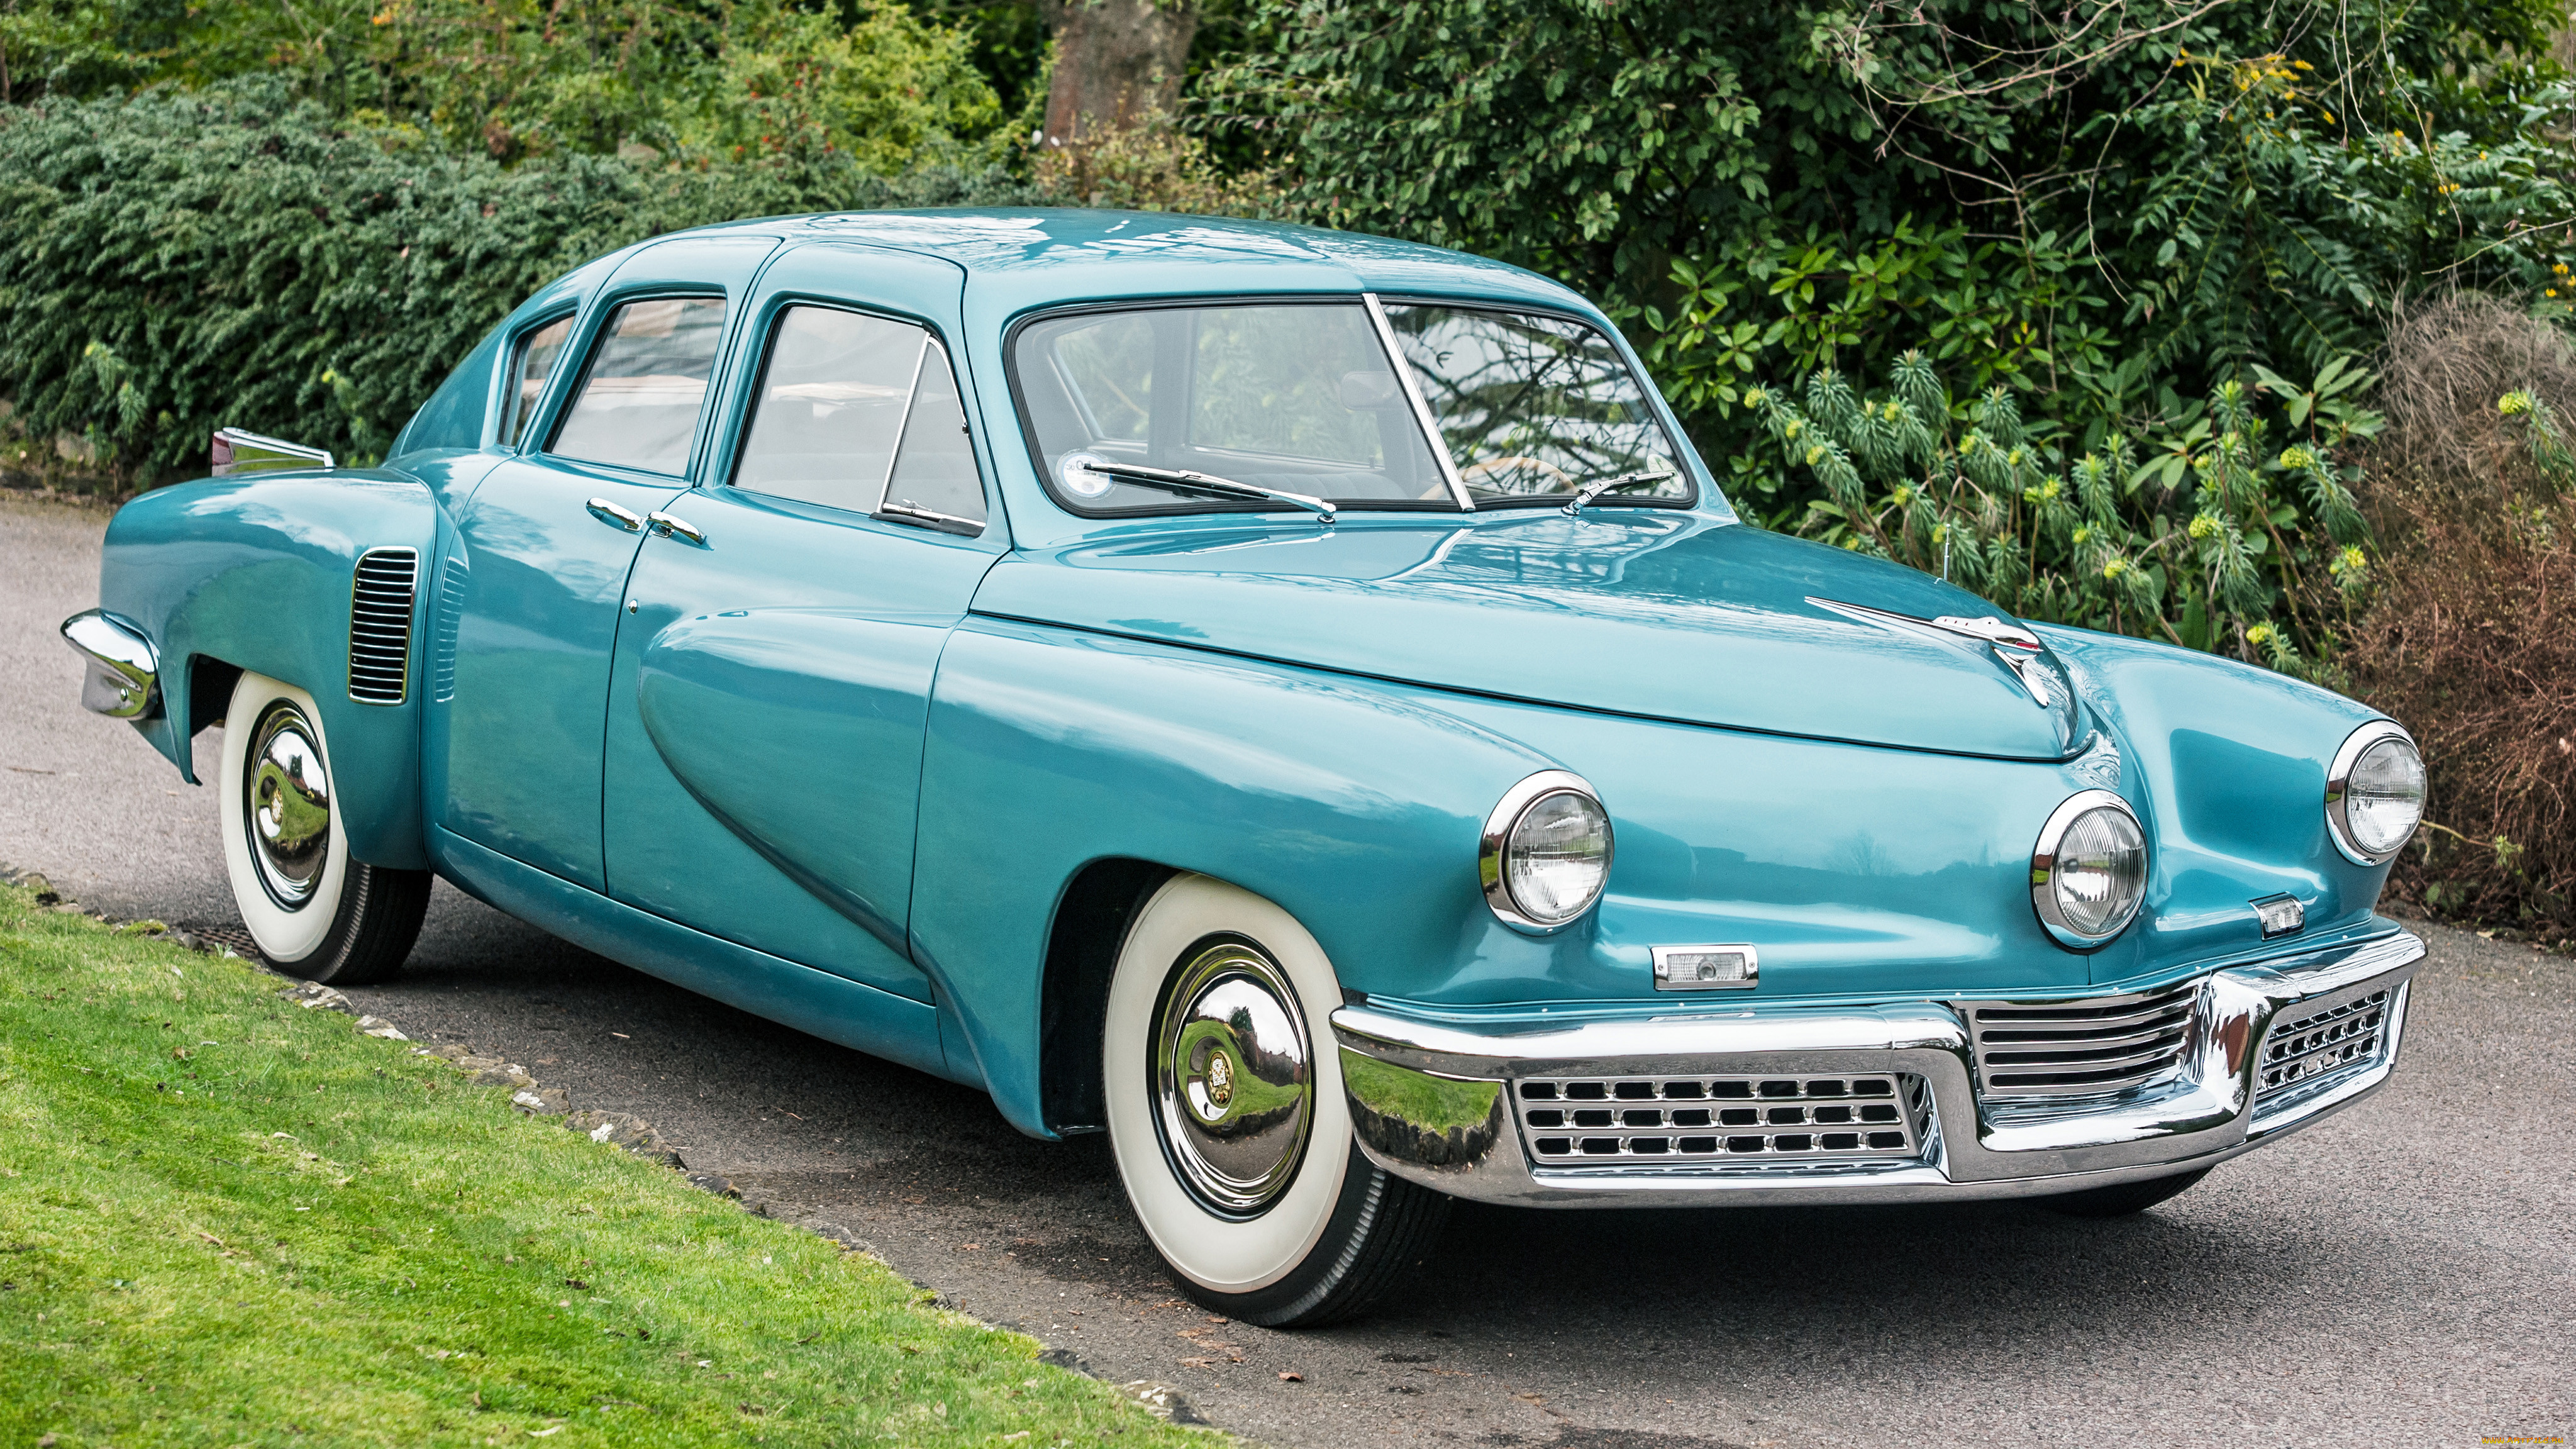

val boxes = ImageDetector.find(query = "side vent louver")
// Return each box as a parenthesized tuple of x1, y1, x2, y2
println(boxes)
(348, 547, 419, 705)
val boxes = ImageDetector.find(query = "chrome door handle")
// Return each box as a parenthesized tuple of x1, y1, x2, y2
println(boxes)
(647, 510, 707, 546)
(586, 497, 643, 532)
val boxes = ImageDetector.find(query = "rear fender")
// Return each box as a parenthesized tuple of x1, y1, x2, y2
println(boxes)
(101, 471, 436, 869)
(911, 618, 1558, 1136)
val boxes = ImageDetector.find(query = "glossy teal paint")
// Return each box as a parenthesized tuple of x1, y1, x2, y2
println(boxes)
(2042, 623, 2391, 974)
(435, 827, 958, 1082)
(598, 240, 1002, 1024)
(96, 471, 437, 869)
(912, 617, 1559, 1131)
(426, 233, 778, 891)
(970, 513, 2085, 760)
(602, 496, 995, 1002)
(86, 209, 2412, 1150)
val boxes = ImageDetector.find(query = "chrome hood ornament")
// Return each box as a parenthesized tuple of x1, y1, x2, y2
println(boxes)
(1807, 597, 2062, 709)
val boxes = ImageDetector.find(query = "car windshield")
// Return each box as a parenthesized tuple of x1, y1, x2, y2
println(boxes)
(1009, 299, 1689, 514)
(1378, 304, 1685, 506)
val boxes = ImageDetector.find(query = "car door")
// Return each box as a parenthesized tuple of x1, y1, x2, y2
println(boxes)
(600, 243, 999, 1004)
(426, 233, 778, 891)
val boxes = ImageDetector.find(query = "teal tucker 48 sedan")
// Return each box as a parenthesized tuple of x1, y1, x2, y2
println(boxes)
(64, 210, 2429, 1326)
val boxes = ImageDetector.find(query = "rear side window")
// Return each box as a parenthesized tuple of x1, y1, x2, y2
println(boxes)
(550, 296, 728, 475)
(731, 304, 984, 531)
(502, 314, 574, 448)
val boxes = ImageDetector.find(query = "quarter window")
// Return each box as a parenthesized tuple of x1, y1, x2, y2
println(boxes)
(502, 314, 574, 448)
(550, 296, 728, 475)
(731, 304, 985, 530)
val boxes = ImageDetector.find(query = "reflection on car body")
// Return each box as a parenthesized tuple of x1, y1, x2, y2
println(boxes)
(62, 209, 2428, 1329)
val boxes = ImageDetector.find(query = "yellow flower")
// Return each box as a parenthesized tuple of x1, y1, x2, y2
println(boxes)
(2187, 514, 2220, 540)
(2246, 623, 2276, 647)
(2101, 557, 2128, 579)
(2280, 445, 2316, 470)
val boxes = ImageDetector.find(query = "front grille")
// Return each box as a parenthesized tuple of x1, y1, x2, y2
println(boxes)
(348, 547, 419, 705)
(1516, 1074, 1924, 1163)
(1967, 982, 2195, 1097)
(2257, 988, 2391, 1104)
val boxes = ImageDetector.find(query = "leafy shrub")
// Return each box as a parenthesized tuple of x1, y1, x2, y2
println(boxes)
(2342, 296, 2576, 936)
(0, 82, 1036, 483)
(1752, 348, 2379, 670)
(0, 0, 1009, 167)
(1212, 0, 2576, 672)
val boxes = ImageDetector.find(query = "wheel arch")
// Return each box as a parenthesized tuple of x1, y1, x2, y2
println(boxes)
(913, 617, 1558, 1138)
(100, 472, 436, 869)
(1038, 857, 1179, 1136)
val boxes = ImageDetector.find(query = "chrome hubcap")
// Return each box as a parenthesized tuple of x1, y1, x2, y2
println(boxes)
(1152, 939, 1315, 1218)
(245, 702, 330, 910)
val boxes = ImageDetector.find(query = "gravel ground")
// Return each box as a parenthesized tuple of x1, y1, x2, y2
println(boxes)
(6, 487, 2571, 1448)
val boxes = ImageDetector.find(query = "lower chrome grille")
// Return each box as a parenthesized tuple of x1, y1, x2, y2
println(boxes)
(1967, 982, 2196, 1097)
(1516, 1074, 1923, 1163)
(2257, 988, 2391, 1102)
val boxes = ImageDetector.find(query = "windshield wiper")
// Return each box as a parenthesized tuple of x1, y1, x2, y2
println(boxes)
(1076, 460, 1336, 523)
(1560, 469, 1674, 516)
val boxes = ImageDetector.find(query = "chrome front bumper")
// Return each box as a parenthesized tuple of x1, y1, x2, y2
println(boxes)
(1330, 931, 2421, 1208)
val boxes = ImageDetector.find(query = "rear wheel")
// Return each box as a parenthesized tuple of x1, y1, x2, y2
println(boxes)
(2041, 1167, 2209, 1218)
(1103, 874, 1448, 1328)
(217, 671, 428, 984)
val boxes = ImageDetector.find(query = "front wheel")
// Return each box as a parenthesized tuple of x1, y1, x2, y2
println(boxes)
(218, 670, 429, 984)
(1103, 874, 1449, 1328)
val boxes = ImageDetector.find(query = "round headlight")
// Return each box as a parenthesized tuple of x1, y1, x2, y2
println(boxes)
(2326, 721, 2424, 864)
(2031, 790, 2146, 948)
(1482, 770, 1613, 932)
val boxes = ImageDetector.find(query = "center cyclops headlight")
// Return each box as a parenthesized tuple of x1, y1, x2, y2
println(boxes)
(2030, 789, 2147, 949)
(1482, 770, 1613, 933)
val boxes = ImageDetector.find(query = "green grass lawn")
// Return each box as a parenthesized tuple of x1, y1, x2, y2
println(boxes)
(0, 883, 1218, 1448)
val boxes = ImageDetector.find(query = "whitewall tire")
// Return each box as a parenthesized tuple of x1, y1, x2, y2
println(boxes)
(1104, 873, 1448, 1327)
(217, 670, 428, 983)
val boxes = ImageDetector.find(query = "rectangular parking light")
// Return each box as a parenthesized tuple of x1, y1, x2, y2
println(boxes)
(2251, 895, 2307, 939)
(1652, 944, 1760, 991)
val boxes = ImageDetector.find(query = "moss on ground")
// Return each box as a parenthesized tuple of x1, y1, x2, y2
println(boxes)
(0, 883, 1218, 1448)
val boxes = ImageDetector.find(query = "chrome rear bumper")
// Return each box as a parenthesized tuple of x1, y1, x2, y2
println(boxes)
(1330, 930, 2421, 1208)
(60, 609, 161, 720)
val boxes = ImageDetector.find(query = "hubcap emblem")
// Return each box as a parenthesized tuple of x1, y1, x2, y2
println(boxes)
(1206, 1052, 1235, 1108)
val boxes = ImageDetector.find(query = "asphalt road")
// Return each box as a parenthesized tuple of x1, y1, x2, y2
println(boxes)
(6, 488, 2572, 1448)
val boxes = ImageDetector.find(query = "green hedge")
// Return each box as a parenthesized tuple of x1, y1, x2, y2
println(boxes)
(0, 82, 1036, 479)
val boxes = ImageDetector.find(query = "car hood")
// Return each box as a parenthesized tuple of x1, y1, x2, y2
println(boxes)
(972, 511, 2088, 760)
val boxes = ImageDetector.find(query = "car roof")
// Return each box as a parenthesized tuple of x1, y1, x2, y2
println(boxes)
(662, 208, 1599, 318)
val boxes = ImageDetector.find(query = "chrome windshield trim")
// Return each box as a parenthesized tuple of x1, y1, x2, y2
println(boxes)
(1362, 291, 1474, 511)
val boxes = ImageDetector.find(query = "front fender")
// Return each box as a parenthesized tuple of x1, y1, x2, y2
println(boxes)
(911, 618, 1559, 1136)
(101, 470, 436, 869)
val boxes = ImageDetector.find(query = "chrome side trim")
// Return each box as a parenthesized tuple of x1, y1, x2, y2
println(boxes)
(1362, 292, 1475, 511)
(2324, 718, 2419, 865)
(1331, 930, 2423, 1208)
(59, 609, 160, 719)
